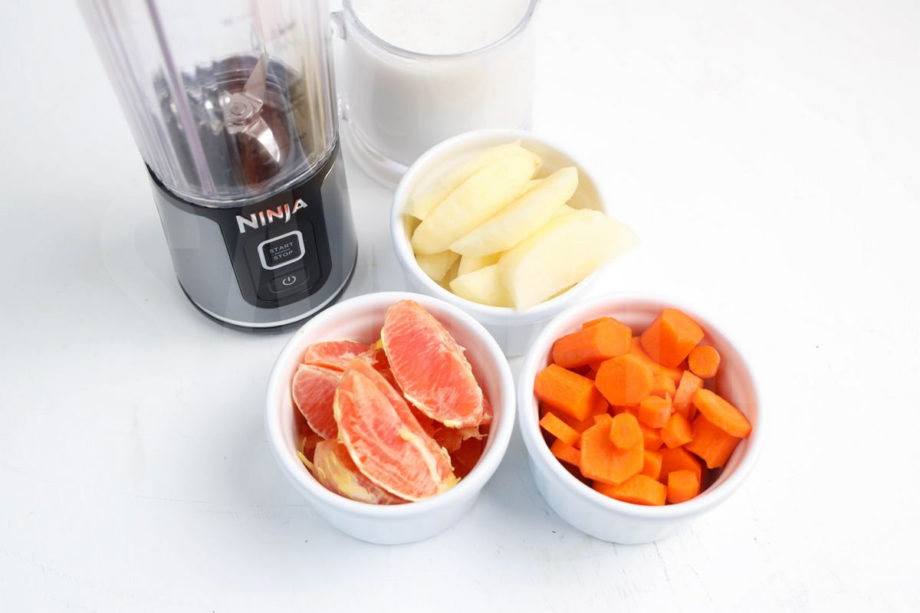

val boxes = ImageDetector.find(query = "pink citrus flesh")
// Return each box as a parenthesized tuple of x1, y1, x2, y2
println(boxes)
(381, 300, 484, 428)
(302, 340, 370, 371)
(311, 440, 406, 505)
(333, 358, 457, 501)
(291, 364, 340, 439)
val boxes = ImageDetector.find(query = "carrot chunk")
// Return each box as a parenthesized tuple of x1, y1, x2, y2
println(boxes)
(535, 364, 604, 422)
(550, 438, 581, 466)
(595, 354, 654, 406)
(641, 449, 663, 480)
(640, 308, 704, 368)
(685, 414, 742, 469)
(552, 318, 631, 368)
(539, 411, 581, 446)
(629, 338, 683, 383)
(582, 316, 617, 329)
(691, 389, 752, 438)
(638, 394, 672, 428)
(594, 474, 666, 506)
(659, 446, 703, 483)
(609, 412, 642, 450)
(660, 412, 693, 449)
(640, 424, 663, 450)
(667, 469, 701, 504)
(651, 373, 676, 398)
(580, 420, 644, 485)
(688, 345, 721, 379)
(673, 370, 703, 418)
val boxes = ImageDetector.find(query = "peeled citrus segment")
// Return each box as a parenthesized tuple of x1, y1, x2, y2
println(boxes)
(451, 437, 485, 479)
(302, 340, 371, 371)
(311, 440, 406, 505)
(334, 358, 457, 501)
(291, 364, 341, 439)
(381, 300, 485, 428)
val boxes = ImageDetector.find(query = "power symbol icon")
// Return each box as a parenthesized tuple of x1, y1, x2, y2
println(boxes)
(281, 275, 297, 287)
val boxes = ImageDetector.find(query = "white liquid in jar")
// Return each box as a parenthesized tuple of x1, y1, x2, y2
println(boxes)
(349, 0, 532, 55)
(342, 0, 535, 170)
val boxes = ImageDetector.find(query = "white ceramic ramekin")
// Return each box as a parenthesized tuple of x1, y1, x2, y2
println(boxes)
(390, 129, 613, 357)
(265, 291, 515, 545)
(518, 295, 763, 544)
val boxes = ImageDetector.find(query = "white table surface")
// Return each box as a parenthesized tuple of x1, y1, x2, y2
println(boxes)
(2, 0, 919, 611)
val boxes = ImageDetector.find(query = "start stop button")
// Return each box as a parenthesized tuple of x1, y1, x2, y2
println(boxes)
(257, 230, 305, 270)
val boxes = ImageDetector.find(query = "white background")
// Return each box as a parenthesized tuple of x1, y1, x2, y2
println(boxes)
(1, 0, 918, 611)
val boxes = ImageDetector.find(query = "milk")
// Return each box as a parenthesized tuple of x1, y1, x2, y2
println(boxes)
(341, 0, 534, 171)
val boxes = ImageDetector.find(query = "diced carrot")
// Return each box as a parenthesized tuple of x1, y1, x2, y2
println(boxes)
(534, 364, 604, 422)
(691, 389, 752, 438)
(667, 469, 701, 504)
(594, 474, 666, 506)
(659, 446, 703, 483)
(640, 424, 663, 450)
(593, 412, 613, 426)
(688, 345, 721, 379)
(629, 338, 682, 383)
(638, 394, 672, 428)
(641, 449, 663, 480)
(660, 412, 693, 448)
(685, 414, 743, 469)
(580, 420, 644, 485)
(612, 405, 637, 417)
(640, 308, 704, 368)
(550, 438, 581, 466)
(673, 370, 703, 419)
(609, 412, 642, 450)
(552, 318, 632, 369)
(594, 354, 654, 406)
(582, 316, 616, 329)
(539, 412, 580, 446)
(651, 373, 676, 398)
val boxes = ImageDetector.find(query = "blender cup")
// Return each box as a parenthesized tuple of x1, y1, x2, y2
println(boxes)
(80, 0, 357, 328)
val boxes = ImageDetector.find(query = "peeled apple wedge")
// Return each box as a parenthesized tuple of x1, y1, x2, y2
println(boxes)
(457, 253, 501, 276)
(414, 250, 460, 283)
(411, 149, 541, 254)
(450, 264, 510, 307)
(405, 141, 527, 220)
(450, 166, 579, 257)
(499, 208, 638, 310)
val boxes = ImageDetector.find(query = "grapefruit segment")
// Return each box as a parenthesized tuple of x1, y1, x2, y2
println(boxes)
(381, 300, 484, 428)
(291, 364, 341, 439)
(311, 440, 406, 505)
(451, 437, 485, 479)
(302, 340, 370, 371)
(334, 359, 457, 501)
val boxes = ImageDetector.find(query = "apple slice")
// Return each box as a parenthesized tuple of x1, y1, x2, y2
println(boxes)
(415, 250, 459, 283)
(450, 264, 510, 307)
(498, 208, 637, 310)
(410, 149, 540, 255)
(450, 167, 578, 257)
(405, 141, 529, 220)
(457, 253, 501, 276)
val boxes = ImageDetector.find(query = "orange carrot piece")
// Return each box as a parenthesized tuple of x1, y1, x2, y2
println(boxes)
(552, 318, 632, 369)
(612, 405, 637, 417)
(667, 469, 701, 504)
(651, 373, 676, 398)
(550, 438, 581, 466)
(580, 420, 644, 485)
(595, 354, 655, 406)
(609, 412, 642, 450)
(535, 364, 604, 422)
(640, 308, 704, 368)
(629, 338, 682, 383)
(660, 446, 703, 483)
(641, 449, 663, 480)
(593, 412, 614, 426)
(661, 412, 693, 449)
(691, 389, 752, 438)
(582, 316, 616, 329)
(539, 412, 581, 447)
(594, 474, 666, 506)
(640, 424, 663, 450)
(685, 414, 742, 469)
(638, 394, 672, 429)
(673, 370, 703, 418)
(688, 345, 721, 379)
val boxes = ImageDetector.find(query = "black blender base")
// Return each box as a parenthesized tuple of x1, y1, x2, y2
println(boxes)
(176, 249, 357, 334)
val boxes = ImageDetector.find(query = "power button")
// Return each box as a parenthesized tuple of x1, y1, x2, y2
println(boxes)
(269, 272, 307, 294)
